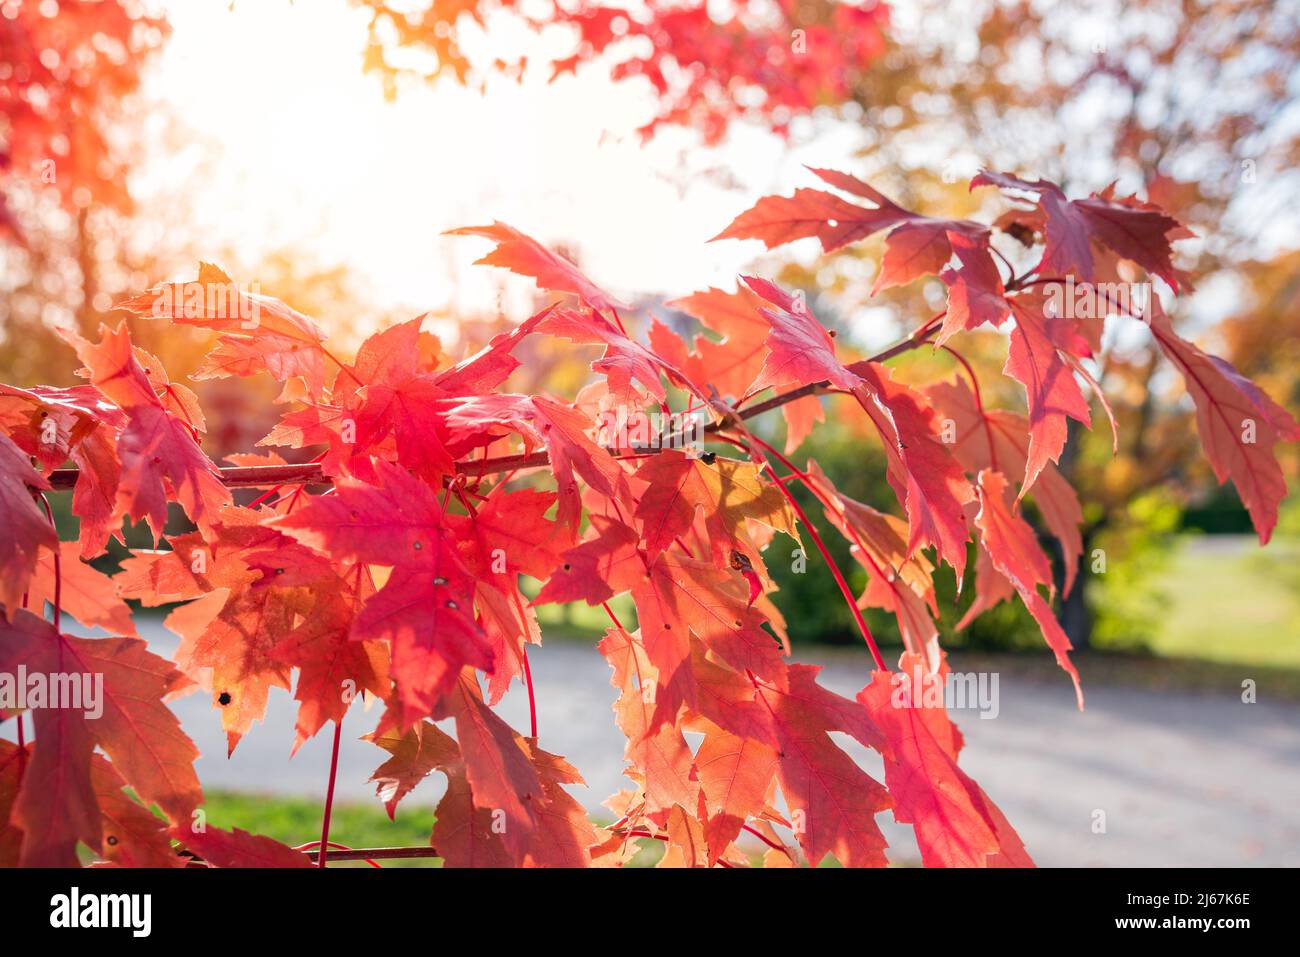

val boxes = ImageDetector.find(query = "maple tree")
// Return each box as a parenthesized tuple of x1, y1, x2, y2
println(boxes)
(1, 0, 175, 418)
(1, 158, 1295, 868)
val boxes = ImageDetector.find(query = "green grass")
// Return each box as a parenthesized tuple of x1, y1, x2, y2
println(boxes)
(939, 534, 1300, 700)
(531, 590, 635, 640)
(202, 790, 438, 867)
(1146, 535, 1300, 670)
(199, 791, 676, 867)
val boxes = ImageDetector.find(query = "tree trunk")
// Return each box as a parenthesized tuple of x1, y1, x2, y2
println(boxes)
(1060, 524, 1095, 651)
(76, 206, 97, 334)
(1057, 417, 1093, 651)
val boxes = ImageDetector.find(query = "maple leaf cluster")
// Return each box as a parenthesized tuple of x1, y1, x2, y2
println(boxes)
(1, 168, 1296, 868)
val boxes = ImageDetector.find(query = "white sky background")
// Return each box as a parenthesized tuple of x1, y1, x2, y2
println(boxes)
(131, 0, 1293, 357)
(136, 0, 863, 338)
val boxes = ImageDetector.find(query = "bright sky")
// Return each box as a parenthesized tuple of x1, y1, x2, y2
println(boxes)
(135, 0, 1286, 358)
(137, 0, 860, 333)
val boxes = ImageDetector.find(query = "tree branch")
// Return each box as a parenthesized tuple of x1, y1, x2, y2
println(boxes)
(42, 320, 941, 492)
(301, 846, 440, 863)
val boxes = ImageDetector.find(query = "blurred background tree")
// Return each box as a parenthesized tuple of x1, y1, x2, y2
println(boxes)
(351, 0, 890, 141)
(1, 0, 166, 374)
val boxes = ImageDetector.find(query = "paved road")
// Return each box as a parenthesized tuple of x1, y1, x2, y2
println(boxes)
(9, 621, 1299, 866)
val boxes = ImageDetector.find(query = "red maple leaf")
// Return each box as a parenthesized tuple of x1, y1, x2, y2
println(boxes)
(272, 461, 492, 726)
(925, 375, 1085, 594)
(972, 171, 1184, 291)
(0, 431, 57, 614)
(1002, 292, 1093, 494)
(0, 611, 201, 866)
(447, 221, 628, 313)
(117, 262, 330, 398)
(754, 672, 891, 867)
(443, 393, 632, 535)
(61, 322, 230, 540)
(1149, 306, 1300, 543)
(859, 652, 1034, 867)
(973, 469, 1084, 708)
(173, 824, 312, 868)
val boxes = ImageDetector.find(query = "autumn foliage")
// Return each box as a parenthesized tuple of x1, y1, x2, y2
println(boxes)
(0, 0, 167, 239)
(1, 166, 1296, 868)
(356, 0, 889, 142)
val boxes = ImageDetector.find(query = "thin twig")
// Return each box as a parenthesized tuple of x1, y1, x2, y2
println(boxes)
(300, 845, 440, 862)
(317, 718, 343, 868)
